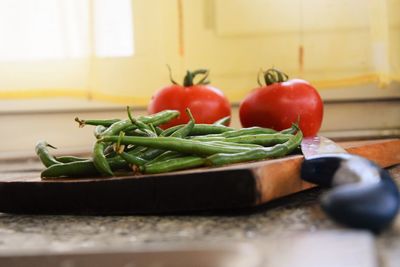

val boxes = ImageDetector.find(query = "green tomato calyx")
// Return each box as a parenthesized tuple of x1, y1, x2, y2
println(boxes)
(258, 68, 289, 86)
(167, 65, 211, 87)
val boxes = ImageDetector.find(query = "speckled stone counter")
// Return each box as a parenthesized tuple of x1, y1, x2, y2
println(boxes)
(0, 160, 399, 267)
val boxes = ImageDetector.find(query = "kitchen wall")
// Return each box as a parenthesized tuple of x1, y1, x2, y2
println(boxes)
(0, 0, 399, 157)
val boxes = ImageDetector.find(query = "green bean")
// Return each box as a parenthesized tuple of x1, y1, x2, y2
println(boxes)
(102, 135, 253, 156)
(224, 133, 292, 146)
(221, 127, 277, 137)
(35, 141, 60, 167)
(207, 141, 263, 148)
(127, 106, 157, 137)
(157, 109, 197, 137)
(38, 109, 304, 178)
(161, 124, 234, 137)
(118, 151, 147, 167)
(94, 125, 107, 139)
(189, 136, 226, 142)
(98, 119, 133, 138)
(93, 111, 179, 174)
(171, 108, 195, 138)
(137, 110, 180, 125)
(160, 125, 184, 136)
(42, 160, 99, 178)
(113, 131, 148, 168)
(55, 156, 88, 163)
(138, 110, 180, 130)
(139, 108, 196, 160)
(126, 145, 148, 155)
(75, 117, 120, 127)
(213, 116, 231, 126)
(280, 123, 299, 135)
(207, 130, 303, 166)
(41, 157, 128, 179)
(191, 133, 291, 146)
(154, 126, 164, 136)
(100, 110, 179, 138)
(139, 148, 168, 160)
(93, 142, 114, 176)
(145, 150, 183, 165)
(189, 124, 235, 135)
(204, 124, 295, 138)
(190, 127, 277, 140)
(125, 129, 149, 137)
(104, 144, 118, 157)
(141, 156, 206, 174)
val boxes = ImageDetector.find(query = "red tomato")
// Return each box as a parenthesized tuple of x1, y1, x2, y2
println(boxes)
(239, 69, 323, 137)
(148, 69, 231, 129)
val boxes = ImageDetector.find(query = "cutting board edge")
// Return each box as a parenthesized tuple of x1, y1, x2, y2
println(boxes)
(252, 138, 400, 206)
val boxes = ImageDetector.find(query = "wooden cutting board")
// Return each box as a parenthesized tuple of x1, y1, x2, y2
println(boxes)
(0, 139, 399, 215)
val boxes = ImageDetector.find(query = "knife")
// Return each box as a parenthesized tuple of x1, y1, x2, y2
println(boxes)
(300, 136, 400, 232)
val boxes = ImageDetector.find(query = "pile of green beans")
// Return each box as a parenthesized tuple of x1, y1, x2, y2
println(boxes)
(37, 108, 302, 179)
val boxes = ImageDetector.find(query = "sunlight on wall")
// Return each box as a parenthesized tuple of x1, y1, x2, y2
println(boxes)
(94, 0, 134, 57)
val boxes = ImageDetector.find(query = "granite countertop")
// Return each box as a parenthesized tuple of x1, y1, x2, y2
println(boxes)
(0, 159, 399, 267)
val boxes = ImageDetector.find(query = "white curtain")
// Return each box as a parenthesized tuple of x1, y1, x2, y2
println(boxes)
(0, 0, 133, 100)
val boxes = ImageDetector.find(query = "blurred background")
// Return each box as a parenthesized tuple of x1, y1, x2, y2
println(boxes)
(0, 0, 399, 157)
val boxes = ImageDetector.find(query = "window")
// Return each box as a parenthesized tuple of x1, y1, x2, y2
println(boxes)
(94, 0, 134, 57)
(0, 0, 134, 61)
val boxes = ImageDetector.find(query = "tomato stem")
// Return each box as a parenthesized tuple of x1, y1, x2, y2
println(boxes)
(185, 107, 195, 123)
(260, 68, 289, 86)
(166, 66, 211, 87)
(183, 69, 210, 87)
(257, 68, 264, 87)
(166, 65, 179, 85)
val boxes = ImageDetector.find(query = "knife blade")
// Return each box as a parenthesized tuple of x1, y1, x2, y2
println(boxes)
(300, 136, 400, 232)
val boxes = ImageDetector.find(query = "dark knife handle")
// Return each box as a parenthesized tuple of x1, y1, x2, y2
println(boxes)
(301, 153, 400, 232)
